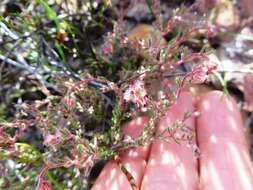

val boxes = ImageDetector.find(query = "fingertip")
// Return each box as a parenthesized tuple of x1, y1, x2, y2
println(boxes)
(120, 145, 150, 161)
(197, 90, 253, 190)
(91, 161, 133, 190)
(198, 90, 238, 112)
(121, 157, 147, 188)
(122, 116, 149, 139)
(140, 91, 198, 190)
(197, 90, 246, 145)
(141, 141, 198, 190)
(157, 91, 196, 134)
(91, 157, 146, 190)
(121, 116, 151, 160)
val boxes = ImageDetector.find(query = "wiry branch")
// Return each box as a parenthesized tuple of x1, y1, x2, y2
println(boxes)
(0, 53, 61, 93)
(0, 53, 115, 106)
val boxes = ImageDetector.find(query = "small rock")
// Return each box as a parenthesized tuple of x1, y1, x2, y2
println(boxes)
(126, 3, 154, 23)
(128, 24, 166, 58)
(209, 0, 240, 31)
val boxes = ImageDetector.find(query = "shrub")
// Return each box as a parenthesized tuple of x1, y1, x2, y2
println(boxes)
(0, 1, 217, 189)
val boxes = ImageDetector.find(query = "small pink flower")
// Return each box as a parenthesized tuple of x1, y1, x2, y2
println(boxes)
(189, 62, 217, 84)
(123, 79, 147, 107)
(190, 64, 209, 84)
(102, 41, 113, 56)
(207, 25, 216, 38)
(43, 133, 61, 147)
(65, 97, 75, 108)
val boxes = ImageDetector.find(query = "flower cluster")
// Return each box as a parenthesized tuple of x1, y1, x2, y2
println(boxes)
(123, 78, 147, 108)
(190, 62, 217, 84)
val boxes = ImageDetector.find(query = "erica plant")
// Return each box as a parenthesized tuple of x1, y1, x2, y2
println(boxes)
(0, 1, 218, 189)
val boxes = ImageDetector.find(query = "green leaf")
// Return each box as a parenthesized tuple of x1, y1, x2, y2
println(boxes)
(37, 0, 59, 27)
(55, 41, 67, 63)
(212, 71, 229, 94)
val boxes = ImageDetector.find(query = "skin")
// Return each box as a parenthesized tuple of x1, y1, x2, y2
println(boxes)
(241, 0, 253, 18)
(91, 91, 253, 190)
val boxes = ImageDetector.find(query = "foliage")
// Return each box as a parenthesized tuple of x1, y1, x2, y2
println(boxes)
(0, 0, 218, 189)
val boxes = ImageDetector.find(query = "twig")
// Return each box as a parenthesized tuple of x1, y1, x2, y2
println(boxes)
(0, 39, 25, 80)
(0, 53, 115, 106)
(217, 69, 253, 74)
(0, 53, 60, 93)
(0, 21, 19, 40)
(0, 54, 33, 71)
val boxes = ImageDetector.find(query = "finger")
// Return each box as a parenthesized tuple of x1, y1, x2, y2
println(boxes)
(141, 92, 199, 190)
(91, 161, 132, 190)
(91, 116, 149, 190)
(197, 91, 253, 190)
(120, 116, 150, 187)
(91, 158, 145, 190)
(121, 157, 147, 188)
(120, 116, 151, 161)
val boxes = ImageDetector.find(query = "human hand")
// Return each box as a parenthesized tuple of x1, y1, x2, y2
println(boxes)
(92, 91, 253, 190)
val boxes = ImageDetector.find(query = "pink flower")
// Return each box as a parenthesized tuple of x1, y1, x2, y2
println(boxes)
(207, 25, 216, 38)
(43, 133, 61, 147)
(65, 97, 74, 108)
(123, 79, 147, 107)
(190, 64, 209, 84)
(189, 62, 217, 84)
(102, 41, 113, 56)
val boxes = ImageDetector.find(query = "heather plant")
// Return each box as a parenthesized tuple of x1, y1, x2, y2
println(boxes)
(0, 1, 219, 189)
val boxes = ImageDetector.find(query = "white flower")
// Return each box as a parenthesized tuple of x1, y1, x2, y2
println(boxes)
(87, 106, 94, 114)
